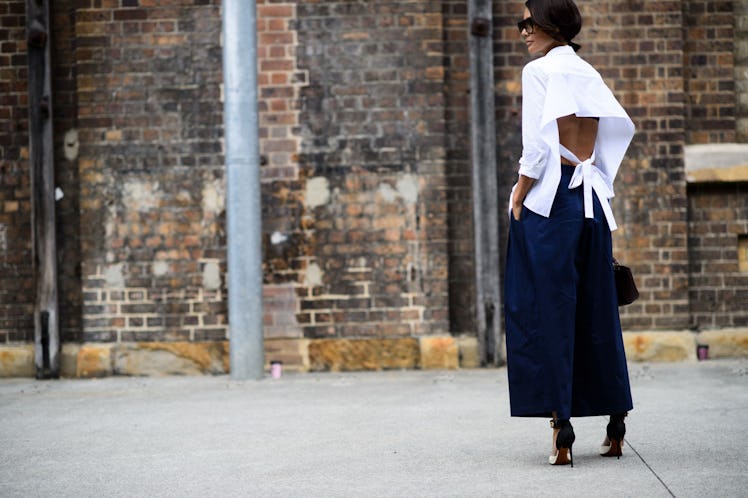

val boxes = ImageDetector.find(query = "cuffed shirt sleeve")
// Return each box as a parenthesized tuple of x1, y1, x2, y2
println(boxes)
(518, 64, 547, 179)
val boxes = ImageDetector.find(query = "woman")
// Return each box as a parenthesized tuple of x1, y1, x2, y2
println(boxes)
(504, 0, 634, 467)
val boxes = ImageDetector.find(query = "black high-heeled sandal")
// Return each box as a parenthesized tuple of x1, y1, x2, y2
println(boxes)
(600, 413, 627, 458)
(549, 419, 575, 467)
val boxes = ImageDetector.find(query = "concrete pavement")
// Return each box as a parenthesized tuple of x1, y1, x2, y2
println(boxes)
(1, 359, 746, 497)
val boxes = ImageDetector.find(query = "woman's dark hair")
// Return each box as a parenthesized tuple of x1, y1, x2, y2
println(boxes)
(525, 0, 583, 52)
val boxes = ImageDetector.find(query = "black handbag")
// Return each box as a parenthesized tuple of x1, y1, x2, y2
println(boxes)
(613, 259, 639, 306)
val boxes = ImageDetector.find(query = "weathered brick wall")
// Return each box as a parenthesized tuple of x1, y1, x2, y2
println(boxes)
(688, 183, 748, 328)
(292, 0, 450, 338)
(492, 1, 691, 330)
(738, 0, 748, 142)
(0, 0, 34, 343)
(52, 1, 83, 342)
(75, 0, 227, 342)
(257, 1, 305, 182)
(491, 0, 525, 292)
(442, 1, 475, 336)
(683, 0, 735, 144)
(3, 0, 745, 362)
(591, 1, 690, 330)
(684, 1, 746, 332)
(256, 0, 307, 339)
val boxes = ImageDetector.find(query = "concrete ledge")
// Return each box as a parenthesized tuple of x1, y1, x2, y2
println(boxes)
(685, 143, 748, 183)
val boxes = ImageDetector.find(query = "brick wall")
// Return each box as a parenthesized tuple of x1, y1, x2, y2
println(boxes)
(52, 1, 83, 342)
(683, 0, 735, 144)
(491, 0, 525, 294)
(74, 0, 227, 342)
(591, 1, 690, 330)
(0, 0, 34, 343)
(3, 0, 746, 361)
(293, 0, 450, 338)
(256, 0, 307, 339)
(688, 183, 748, 328)
(684, 0, 746, 332)
(442, 0, 475, 336)
(257, 1, 306, 182)
(738, 1, 748, 142)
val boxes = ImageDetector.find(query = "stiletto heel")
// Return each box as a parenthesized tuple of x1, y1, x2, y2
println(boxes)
(600, 413, 626, 458)
(549, 419, 575, 467)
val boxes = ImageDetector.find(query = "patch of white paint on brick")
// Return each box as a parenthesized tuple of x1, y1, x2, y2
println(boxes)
(202, 180, 225, 213)
(377, 183, 398, 203)
(104, 193, 118, 264)
(271, 231, 288, 245)
(0, 223, 6, 264)
(123, 180, 160, 212)
(153, 261, 169, 277)
(305, 177, 330, 209)
(103, 264, 124, 287)
(63, 129, 79, 161)
(176, 190, 192, 204)
(305, 262, 323, 287)
(396, 174, 419, 205)
(202, 261, 221, 290)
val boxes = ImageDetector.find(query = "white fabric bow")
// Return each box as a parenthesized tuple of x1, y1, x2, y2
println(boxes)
(566, 150, 618, 231)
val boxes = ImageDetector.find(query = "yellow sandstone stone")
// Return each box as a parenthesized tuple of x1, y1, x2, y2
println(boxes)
(0, 345, 35, 377)
(696, 329, 748, 358)
(420, 336, 459, 370)
(623, 331, 697, 362)
(76, 344, 113, 378)
(308, 338, 419, 371)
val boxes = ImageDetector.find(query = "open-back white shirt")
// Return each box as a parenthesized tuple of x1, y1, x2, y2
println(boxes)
(513, 45, 635, 231)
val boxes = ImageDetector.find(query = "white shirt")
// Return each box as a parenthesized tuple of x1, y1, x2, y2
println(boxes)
(513, 45, 635, 231)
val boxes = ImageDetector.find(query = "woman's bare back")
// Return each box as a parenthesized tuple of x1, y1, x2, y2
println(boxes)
(557, 114, 598, 164)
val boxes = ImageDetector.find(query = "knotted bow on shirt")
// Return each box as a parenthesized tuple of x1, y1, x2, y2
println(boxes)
(562, 147, 618, 231)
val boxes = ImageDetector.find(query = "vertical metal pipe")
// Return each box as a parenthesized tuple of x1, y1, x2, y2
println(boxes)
(26, 0, 60, 379)
(468, 0, 502, 365)
(222, 0, 264, 379)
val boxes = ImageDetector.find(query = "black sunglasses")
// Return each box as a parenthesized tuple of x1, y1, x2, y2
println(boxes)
(517, 17, 536, 34)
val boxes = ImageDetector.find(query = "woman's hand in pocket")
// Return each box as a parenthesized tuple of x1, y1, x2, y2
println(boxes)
(512, 201, 523, 222)
(510, 175, 535, 222)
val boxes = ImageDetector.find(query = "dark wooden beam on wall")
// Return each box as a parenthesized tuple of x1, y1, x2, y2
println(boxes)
(469, 0, 502, 365)
(25, 0, 60, 378)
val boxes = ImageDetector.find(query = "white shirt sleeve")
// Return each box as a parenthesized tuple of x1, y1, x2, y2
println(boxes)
(518, 64, 547, 179)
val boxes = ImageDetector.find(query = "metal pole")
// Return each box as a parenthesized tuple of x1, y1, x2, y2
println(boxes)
(222, 0, 264, 379)
(26, 0, 60, 378)
(468, 0, 502, 365)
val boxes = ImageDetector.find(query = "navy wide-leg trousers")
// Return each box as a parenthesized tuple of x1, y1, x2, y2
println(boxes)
(504, 165, 633, 420)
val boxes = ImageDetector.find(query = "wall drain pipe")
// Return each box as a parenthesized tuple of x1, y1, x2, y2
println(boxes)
(222, 0, 264, 380)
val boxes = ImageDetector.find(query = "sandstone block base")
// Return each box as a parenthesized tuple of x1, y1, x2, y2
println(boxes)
(265, 338, 310, 372)
(0, 345, 35, 377)
(696, 329, 748, 358)
(114, 342, 228, 376)
(623, 331, 697, 362)
(76, 344, 114, 378)
(457, 336, 480, 368)
(419, 336, 459, 369)
(2, 329, 746, 378)
(308, 338, 419, 371)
